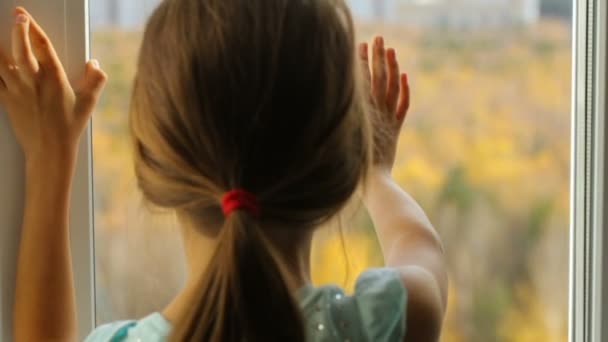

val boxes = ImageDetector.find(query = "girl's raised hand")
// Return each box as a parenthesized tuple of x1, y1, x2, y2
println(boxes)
(0, 7, 107, 164)
(360, 36, 410, 173)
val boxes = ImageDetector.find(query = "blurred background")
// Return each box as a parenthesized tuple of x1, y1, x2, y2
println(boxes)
(90, 1, 573, 341)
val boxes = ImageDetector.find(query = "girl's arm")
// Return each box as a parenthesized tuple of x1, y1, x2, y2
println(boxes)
(360, 37, 447, 342)
(364, 169, 447, 342)
(1, 8, 106, 341)
(15, 146, 78, 341)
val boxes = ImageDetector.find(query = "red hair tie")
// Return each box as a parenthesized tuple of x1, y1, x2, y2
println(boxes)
(221, 189, 260, 218)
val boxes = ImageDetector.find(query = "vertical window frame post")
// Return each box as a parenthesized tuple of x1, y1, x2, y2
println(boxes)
(66, 0, 96, 337)
(570, 0, 607, 340)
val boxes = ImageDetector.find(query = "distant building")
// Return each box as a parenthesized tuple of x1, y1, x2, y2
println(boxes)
(540, 0, 572, 19)
(348, 0, 541, 29)
(90, 0, 541, 30)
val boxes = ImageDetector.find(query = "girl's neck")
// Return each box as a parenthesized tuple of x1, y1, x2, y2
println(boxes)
(162, 223, 313, 325)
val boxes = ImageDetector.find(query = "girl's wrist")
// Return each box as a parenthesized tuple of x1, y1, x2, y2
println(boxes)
(25, 143, 78, 165)
(25, 149, 77, 180)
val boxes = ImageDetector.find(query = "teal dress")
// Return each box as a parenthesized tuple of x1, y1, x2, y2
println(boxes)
(86, 268, 407, 342)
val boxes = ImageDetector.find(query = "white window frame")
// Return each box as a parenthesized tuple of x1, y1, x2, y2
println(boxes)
(69, 0, 97, 337)
(0, 1, 94, 340)
(570, 0, 608, 341)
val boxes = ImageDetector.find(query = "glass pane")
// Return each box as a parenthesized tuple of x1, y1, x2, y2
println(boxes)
(92, 0, 573, 340)
(90, 0, 185, 324)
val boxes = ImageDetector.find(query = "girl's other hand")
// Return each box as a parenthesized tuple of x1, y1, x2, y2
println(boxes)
(0, 7, 107, 165)
(359, 36, 410, 173)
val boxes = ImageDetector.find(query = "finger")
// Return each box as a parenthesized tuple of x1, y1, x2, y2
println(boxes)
(74, 60, 107, 119)
(0, 78, 7, 100)
(0, 48, 19, 86)
(371, 36, 387, 109)
(12, 14, 38, 77)
(0, 54, 10, 101)
(385, 48, 400, 113)
(359, 43, 371, 86)
(15, 7, 62, 76)
(396, 73, 410, 122)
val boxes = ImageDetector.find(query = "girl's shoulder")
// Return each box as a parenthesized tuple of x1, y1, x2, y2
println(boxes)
(86, 268, 407, 342)
(299, 267, 407, 342)
(84, 312, 170, 342)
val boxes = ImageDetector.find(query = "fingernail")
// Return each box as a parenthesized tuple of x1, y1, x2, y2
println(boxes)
(16, 14, 27, 24)
(403, 73, 408, 84)
(91, 59, 100, 69)
(376, 36, 384, 48)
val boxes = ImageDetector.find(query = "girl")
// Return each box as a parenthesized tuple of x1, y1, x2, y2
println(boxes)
(4, 1, 447, 341)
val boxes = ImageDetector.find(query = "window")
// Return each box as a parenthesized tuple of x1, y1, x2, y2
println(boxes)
(89, 0, 575, 340)
(10, 0, 608, 341)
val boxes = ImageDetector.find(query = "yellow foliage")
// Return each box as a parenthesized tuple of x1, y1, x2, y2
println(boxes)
(311, 227, 382, 293)
(499, 285, 568, 342)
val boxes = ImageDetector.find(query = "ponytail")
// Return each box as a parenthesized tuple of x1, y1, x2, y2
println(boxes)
(134, 0, 366, 340)
(171, 212, 306, 342)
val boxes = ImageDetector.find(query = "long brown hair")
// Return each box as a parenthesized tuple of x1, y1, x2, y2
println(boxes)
(130, 0, 370, 340)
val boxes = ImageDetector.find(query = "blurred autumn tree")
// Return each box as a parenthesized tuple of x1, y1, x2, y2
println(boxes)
(91, 16, 571, 342)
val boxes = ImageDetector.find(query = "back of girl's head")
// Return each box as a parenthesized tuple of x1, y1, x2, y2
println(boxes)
(130, 0, 370, 340)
